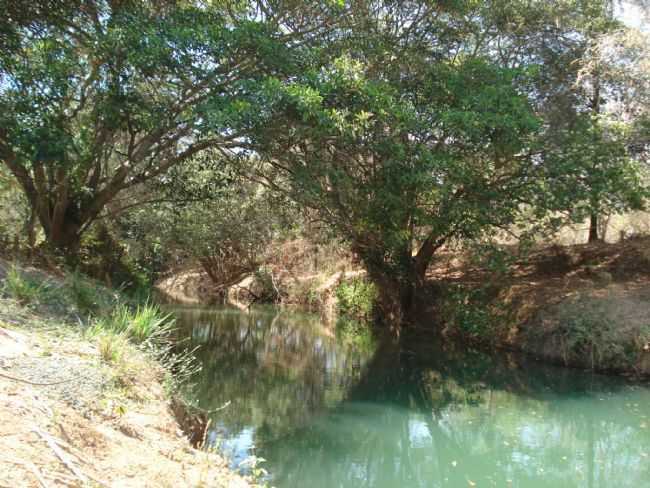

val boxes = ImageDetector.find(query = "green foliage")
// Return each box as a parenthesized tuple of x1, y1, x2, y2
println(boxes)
(540, 116, 648, 228)
(2, 265, 47, 305)
(0, 0, 296, 252)
(1, 0, 647, 331)
(335, 277, 377, 321)
(443, 285, 501, 340)
(93, 302, 174, 344)
(0, 167, 33, 253)
(248, 47, 542, 321)
(553, 300, 632, 369)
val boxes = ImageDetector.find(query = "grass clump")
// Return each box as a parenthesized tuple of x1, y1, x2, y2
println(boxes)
(2, 264, 48, 305)
(97, 332, 129, 364)
(89, 301, 200, 390)
(2, 262, 199, 394)
(93, 302, 174, 344)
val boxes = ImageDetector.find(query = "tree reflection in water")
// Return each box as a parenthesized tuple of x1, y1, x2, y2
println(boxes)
(172, 307, 650, 488)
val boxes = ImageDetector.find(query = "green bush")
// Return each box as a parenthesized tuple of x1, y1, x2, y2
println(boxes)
(553, 300, 636, 370)
(93, 302, 174, 344)
(2, 265, 48, 305)
(441, 283, 508, 341)
(335, 277, 377, 321)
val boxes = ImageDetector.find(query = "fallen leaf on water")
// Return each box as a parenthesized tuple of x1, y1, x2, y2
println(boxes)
(467, 480, 476, 487)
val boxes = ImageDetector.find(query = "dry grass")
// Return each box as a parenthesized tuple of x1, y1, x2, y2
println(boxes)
(428, 236, 650, 375)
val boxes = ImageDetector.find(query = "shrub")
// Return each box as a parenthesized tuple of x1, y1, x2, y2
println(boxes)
(93, 302, 174, 344)
(2, 265, 48, 304)
(553, 300, 635, 369)
(335, 277, 377, 321)
(442, 284, 504, 340)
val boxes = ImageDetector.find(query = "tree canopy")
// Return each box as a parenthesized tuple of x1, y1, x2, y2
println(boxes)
(1, 0, 648, 327)
(0, 0, 293, 252)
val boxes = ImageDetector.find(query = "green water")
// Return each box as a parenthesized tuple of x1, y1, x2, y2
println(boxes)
(172, 306, 650, 488)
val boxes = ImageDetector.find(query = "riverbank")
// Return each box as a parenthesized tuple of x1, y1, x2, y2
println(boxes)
(0, 261, 252, 487)
(428, 237, 650, 377)
(156, 235, 650, 378)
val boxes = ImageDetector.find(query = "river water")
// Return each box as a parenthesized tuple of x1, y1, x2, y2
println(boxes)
(172, 306, 650, 488)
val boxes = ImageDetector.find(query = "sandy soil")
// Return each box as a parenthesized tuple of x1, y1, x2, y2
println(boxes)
(0, 300, 251, 488)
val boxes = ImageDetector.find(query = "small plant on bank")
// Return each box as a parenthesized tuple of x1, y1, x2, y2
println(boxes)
(93, 302, 174, 343)
(91, 301, 200, 390)
(540, 298, 649, 371)
(335, 277, 377, 321)
(97, 332, 129, 364)
(442, 284, 506, 340)
(2, 264, 48, 305)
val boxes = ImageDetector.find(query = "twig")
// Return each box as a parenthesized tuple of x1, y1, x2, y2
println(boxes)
(26, 463, 49, 488)
(206, 401, 231, 413)
(0, 458, 48, 488)
(33, 428, 87, 484)
(200, 418, 212, 449)
(0, 372, 76, 386)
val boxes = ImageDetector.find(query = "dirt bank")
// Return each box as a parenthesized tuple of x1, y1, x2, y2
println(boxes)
(429, 237, 650, 376)
(0, 296, 251, 488)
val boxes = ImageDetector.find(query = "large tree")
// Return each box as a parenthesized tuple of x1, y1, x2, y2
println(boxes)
(242, 0, 637, 326)
(248, 55, 540, 325)
(0, 0, 294, 254)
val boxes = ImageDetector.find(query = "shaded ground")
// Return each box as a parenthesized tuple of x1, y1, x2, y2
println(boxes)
(0, 298, 251, 488)
(157, 236, 650, 376)
(427, 237, 650, 375)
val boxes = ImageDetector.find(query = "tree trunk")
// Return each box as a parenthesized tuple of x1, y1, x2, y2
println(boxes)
(355, 235, 440, 331)
(588, 212, 599, 243)
(26, 207, 37, 256)
(45, 218, 82, 257)
(367, 267, 423, 332)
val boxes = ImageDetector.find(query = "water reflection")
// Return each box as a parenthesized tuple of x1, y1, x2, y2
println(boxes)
(172, 307, 650, 488)
(173, 306, 374, 466)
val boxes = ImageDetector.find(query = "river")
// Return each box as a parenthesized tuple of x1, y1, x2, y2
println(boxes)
(172, 305, 650, 488)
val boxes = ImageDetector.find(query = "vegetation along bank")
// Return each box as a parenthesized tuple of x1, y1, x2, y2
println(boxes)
(0, 260, 254, 487)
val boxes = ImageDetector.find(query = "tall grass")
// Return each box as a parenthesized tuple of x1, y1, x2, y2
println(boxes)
(2, 263, 199, 389)
(2, 264, 48, 304)
(89, 301, 200, 386)
(92, 302, 174, 343)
